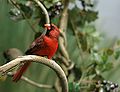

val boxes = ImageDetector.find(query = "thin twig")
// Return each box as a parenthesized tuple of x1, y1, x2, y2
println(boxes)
(8, 72, 53, 89)
(70, 19, 84, 60)
(59, 0, 70, 62)
(0, 55, 68, 92)
(21, 76, 53, 89)
(70, 20, 81, 50)
(7, 72, 54, 89)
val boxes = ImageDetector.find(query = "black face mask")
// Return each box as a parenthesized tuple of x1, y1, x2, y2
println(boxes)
(46, 25, 55, 36)
(46, 29, 50, 36)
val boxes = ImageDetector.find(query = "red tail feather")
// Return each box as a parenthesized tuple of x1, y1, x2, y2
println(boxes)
(13, 62, 31, 82)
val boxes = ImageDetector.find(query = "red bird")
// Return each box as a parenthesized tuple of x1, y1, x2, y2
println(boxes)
(13, 24, 60, 82)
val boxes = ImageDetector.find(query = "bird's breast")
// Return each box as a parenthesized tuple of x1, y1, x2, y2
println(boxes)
(47, 40, 58, 59)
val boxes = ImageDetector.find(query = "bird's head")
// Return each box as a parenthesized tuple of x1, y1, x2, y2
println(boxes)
(44, 24, 60, 39)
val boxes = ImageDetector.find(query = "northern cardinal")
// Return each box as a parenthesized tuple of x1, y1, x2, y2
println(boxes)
(13, 24, 60, 82)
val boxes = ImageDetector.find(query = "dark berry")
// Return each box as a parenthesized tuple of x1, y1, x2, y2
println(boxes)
(55, 10, 60, 15)
(105, 86, 110, 92)
(97, 80, 101, 84)
(109, 81, 113, 85)
(110, 84, 115, 90)
(81, 0, 85, 8)
(48, 1, 63, 18)
(56, 2, 62, 6)
(102, 80, 107, 85)
(114, 83, 119, 88)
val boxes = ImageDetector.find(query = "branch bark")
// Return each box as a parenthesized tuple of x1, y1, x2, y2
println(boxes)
(54, 1, 70, 92)
(33, 0, 50, 35)
(33, 0, 50, 24)
(0, 55, 68, 92)
(59, 0, 70, 66)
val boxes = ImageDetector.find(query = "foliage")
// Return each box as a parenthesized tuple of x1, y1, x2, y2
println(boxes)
(0, 0, 120, 92)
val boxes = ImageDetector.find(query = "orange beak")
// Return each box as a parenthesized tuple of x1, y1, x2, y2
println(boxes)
(44, 24, 51, 30)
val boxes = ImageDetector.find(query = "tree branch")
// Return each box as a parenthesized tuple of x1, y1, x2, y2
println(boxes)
(53, 1, 70, 91)
(59, 0, 70, 64)
(33, 0, 50, 24)
(0, 55, 68, 92)
(3, 48, 54, 90)
(33, 0, 50, 35)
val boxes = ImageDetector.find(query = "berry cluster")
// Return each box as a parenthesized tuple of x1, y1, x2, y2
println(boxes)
(48, 1, 64, 18)
(79, 0, 93, 10)
(97, 80, 119, 92)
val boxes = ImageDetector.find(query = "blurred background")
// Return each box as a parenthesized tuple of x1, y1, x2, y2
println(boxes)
(96, 0, 120, 38)
(0, 0, 120, 92)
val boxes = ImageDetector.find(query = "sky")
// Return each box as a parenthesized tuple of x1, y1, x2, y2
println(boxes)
(95, 0, 120, 38)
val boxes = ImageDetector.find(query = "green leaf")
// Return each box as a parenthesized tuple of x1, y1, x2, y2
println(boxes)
(114, 49, 120, 60)
(18, 3, 33, 18)
(34, 32, 42, 39)
(69, 82, 80, 92)
(92, 53, 102, 64)
(43, 0, 60, 8)
(16, 0, 28, 4)
(80, 9, 98, 23)
(103, 62, 113, 71)
(9, 3, 33, 21)
(0, 75, 7, 81)
(93, 75, 104, 81)
(101, 53, 108, 63)
(51, 17, 60, 24)
(9, 8, 23, 21)
(74, 83, 80, 92)
(85, 10, 98, 23)
(86, 65, 96, 76)
(73, 66, 82, 81)
(106, 48, 114, 56)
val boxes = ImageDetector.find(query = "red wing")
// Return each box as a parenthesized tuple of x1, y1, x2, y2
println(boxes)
(25, 35, 47, 55)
